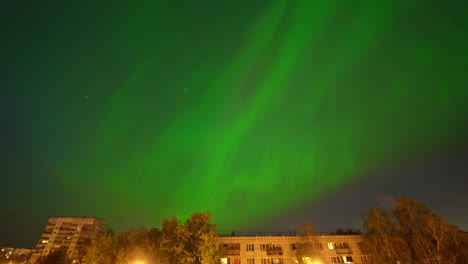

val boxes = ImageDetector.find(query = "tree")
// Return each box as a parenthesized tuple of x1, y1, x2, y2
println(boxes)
(361, 207, 413, 264)
(82, 228, 162, 264)
(82, 231, 117, 264)
(82, 211, 222, 264)
(295, 222, 324, 264)
(160, 211, 223, 264)
(393, 197, 467, 264)
(361, 197, 468, 264)
(115, 227, 162, 264)
(36, 250, 70, 264)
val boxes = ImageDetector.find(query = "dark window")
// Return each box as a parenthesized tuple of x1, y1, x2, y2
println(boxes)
(315, 243, 323, 250)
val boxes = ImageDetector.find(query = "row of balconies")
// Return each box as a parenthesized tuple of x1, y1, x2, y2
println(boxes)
(225, 249, 284, 256)
(223, 243, 353, 256)
(225, 248, 352, 256)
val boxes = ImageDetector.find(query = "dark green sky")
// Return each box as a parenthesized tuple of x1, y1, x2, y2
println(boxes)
(1, 0, 468, 247)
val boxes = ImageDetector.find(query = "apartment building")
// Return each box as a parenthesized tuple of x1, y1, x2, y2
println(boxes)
(218, 234, 369, 264)
(30, 217, 105, 263)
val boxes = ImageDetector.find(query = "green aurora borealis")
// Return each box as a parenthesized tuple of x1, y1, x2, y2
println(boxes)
(2, 0, 468, 233)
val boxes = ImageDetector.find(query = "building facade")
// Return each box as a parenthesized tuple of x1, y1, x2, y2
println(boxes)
(1, 247, 33, 263)
(29, 217, 105, 263)
(218, 234, 369, 264)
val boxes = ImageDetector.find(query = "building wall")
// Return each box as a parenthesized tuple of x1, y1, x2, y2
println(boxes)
(218, 235, 369, 264)
(30, 217, 105, 263)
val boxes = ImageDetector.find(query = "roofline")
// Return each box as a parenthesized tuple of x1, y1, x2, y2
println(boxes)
(218, 234, 364, 237)
(48, 216, 106, 222)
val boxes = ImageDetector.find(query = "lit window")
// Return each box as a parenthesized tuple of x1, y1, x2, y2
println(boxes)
(272, 258, 284, 264)
(247, 244, 255, 251)
(221, 258, 228, 264)
(42, 240, 49, 244)
(327, 243, 335, 250)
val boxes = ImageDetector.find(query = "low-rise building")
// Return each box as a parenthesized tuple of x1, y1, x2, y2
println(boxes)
(218, 234, 369, 264)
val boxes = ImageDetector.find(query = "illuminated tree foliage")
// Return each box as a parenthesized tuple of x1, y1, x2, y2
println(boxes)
(82, 228, 162, 264)
(82, 230, 116, 264)
(160, 211, 223, 264)
(361, 197, 468, 264)
(36, 250, 70, 264)
(83, 211, 222, 264)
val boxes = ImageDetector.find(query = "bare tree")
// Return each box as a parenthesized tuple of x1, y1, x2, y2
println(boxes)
(361, 207, 413, 264)
(295, 222, 324, 264)
(361, 197, 468, 264)
(394, 197, 466, 264)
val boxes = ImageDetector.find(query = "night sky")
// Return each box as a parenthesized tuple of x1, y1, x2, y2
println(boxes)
(1, 0, 468, 248)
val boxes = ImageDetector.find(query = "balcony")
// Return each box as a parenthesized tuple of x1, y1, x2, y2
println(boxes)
(336, 248, 352, 254)
(225, 249, 240, 255)
(266, 249, 283, 256)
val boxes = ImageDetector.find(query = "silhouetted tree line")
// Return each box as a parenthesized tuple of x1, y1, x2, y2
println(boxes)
(81, 211, 223, 264)
(38, 198, 467, 264)
(330, 228, 362, 235)
(293, 197, 467, 264)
